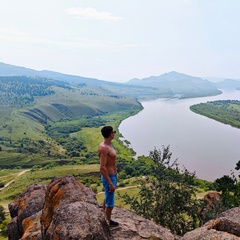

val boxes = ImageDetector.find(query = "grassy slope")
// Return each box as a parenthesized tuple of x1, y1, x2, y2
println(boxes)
(0, 165, 99, 201)
(0, 109, 139, 211)
(0, 78, 142, 167)
(0, 165, 141, 215)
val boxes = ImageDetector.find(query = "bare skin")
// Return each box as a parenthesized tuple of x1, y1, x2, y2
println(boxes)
(98, 131, 117, 224)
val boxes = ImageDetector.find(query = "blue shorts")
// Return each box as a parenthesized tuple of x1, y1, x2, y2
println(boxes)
(101, 173, 117, 208)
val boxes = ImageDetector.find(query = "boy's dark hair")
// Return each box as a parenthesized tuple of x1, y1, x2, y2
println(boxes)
(101, 126, 113, 138)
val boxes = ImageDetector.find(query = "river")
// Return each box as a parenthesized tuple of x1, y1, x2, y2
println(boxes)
(119, 89, 240, 181)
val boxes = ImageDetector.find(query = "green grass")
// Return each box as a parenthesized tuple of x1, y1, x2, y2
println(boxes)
(0, 169, 24, 186)
(0, 164, 100, 202)
(76, 126, 135, 160)
(71, 111, 138, 161)
(0, 109, 46, 140)
(0, 153, 59, 169)
(0, 164, 142, 209)
(96, 186, 140, 209)
(74, 127, 102, 151)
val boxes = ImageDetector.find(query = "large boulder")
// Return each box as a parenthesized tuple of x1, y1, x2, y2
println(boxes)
(40, 175, 110, 240)
(182, 207, 240, 239)
(7, 184, 47, 240)
(111, 206, 179, 240)
(217, 207, 240, 237)
(7, 176, 110, 240)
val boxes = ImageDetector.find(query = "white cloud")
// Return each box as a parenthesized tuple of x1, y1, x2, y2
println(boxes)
(66, 7, 122, 21)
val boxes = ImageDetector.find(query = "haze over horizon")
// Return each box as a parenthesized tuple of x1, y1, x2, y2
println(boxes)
(0, 0, 240, 83)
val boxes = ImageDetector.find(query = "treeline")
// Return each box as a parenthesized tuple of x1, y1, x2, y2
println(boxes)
(0, 76, 70, 108)
(190, 100, 240, 128)
(0, 136, 54, 156)
(45, 116, 106, 159)
(46, 117, 105, 138)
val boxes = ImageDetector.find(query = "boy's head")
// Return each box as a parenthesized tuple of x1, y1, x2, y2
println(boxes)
(101, 126, 114, 138)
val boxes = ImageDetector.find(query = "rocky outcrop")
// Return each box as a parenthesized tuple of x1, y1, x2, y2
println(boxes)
(6, 175, 240, 240)
(7, 184, 47, 240)
(182, 207, 240, 239)
(40, 176, 110, 240)
(7, 175, 177, 240)
(111, 206, 179, 240)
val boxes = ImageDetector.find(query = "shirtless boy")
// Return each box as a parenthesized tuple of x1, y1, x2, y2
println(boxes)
(98, 126, 119, 227)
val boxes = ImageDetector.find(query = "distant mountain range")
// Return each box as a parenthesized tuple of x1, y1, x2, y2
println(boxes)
(0, 62, 107, 85)
(1, 62, 240, 99)
(127, 71, 222, 97)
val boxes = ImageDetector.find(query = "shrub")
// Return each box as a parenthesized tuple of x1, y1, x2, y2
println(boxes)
(122, 146, 201, 235)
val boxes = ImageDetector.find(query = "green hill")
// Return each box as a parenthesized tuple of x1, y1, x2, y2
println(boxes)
(0, 76, 142, 168)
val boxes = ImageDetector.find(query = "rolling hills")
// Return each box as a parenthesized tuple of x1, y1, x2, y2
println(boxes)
(0, 62, 239, 169)
(0, 74, 142, 168)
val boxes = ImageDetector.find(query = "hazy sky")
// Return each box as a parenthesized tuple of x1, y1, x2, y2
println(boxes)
(0, 0, 239, 82)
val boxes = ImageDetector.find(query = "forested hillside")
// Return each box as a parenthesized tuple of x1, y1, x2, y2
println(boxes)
(190, 100, 240, 128)
(0, 76, 71, 108)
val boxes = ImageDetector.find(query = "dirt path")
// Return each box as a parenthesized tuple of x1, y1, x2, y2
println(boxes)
(0, 169, 30, 191)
